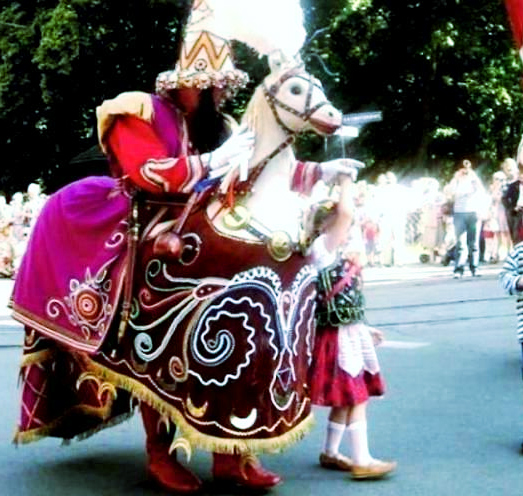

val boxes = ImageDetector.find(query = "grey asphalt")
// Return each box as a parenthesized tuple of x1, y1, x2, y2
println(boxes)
(1, 262, 523, 495)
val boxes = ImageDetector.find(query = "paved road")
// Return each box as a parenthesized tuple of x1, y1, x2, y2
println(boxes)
(1, 262, 523, 495)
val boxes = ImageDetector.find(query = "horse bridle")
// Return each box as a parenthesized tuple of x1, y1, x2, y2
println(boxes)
(231, 67, 332, 196)
(262, 67, 332, 136)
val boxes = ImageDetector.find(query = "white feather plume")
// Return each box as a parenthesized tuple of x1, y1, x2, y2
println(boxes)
(203, 0, 307, 57)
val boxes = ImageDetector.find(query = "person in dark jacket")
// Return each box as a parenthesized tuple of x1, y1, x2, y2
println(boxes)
(502, 161, 523, 245)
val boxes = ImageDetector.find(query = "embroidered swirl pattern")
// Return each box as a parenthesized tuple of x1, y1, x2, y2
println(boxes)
(46, 259, 117, 341)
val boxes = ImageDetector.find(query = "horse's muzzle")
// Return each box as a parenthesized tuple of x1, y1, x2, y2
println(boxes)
(309, 106, 342, 136)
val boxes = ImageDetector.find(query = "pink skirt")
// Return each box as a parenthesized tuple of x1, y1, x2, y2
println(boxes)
(308, 325, 385, 407)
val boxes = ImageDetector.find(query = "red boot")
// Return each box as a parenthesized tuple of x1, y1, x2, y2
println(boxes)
(141, 403, 202, 494)
(212, 452, 282, 490)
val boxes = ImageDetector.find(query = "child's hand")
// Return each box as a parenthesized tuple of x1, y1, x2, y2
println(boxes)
(370, 328, 384, 346)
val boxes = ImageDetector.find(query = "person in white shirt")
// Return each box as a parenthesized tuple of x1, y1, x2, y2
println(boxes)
(446, 159, 485, 278)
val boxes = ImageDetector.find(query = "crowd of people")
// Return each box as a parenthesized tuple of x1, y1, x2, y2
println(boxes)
(0, 183, 47, 279)
(312, 157, 516, 277)
(3, 158, 518, 282)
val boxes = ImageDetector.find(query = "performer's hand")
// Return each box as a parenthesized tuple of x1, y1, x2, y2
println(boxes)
(320, 158, 364, 184)
(207, 126, 255, 179)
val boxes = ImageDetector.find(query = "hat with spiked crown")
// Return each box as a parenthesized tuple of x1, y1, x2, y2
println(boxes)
(156, 0, 249, 100)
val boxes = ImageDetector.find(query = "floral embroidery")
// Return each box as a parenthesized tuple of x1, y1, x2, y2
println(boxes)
(46, 257, 117, 341)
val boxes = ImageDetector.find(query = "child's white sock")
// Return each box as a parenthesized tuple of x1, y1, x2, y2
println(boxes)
(347, 420, 373, 466)
(323, 421, 346, 456)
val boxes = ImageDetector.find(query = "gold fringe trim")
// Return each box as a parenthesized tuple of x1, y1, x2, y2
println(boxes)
(20, 348, 57, 368)
(13, 427, 49, 446)
(13, 403, 132, 446)
(86, 360, 315, 455)
(62, 411, 135, 445)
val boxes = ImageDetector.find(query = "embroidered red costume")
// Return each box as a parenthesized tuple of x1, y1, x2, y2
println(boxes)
(12, 93, 322, 454)
(11, 2, 346, 491)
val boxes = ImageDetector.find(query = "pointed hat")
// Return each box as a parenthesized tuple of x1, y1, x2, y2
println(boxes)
(156, 0, 249, 99)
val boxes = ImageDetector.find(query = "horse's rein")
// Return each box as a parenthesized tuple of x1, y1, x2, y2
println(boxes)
(232, 135, 295, 198)
(262, 68, 332, 135)
(228, 68, 330, 200)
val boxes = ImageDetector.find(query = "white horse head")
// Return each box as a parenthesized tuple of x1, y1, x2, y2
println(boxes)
(243, 58, 342, 141)
(208, 61, 342, 249)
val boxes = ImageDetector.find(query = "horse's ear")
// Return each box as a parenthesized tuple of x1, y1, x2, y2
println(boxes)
(267, 50, 287, 72)
(268, 50, 304, 74)
(293, 53, 305, 68)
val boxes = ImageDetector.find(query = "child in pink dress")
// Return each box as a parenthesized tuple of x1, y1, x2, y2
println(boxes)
(305, 176, 396, 480)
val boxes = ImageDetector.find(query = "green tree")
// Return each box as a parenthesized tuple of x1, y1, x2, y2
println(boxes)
(301, 0, 523, 181)
(2, 0, 523, 192)
(0, 0, 193, 195)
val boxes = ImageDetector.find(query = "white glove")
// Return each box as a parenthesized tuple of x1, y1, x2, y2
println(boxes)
(205, 127, 255, 180)
(321, 158, 365, 183)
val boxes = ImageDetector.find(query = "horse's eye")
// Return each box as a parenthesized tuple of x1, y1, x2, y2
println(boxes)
(290, 84, 302, 95)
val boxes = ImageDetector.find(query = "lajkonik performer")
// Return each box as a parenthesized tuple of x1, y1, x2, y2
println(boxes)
(11, 0, 355, 493)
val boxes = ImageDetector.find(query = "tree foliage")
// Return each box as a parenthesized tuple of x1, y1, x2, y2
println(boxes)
(1, 0, 523, 194)
(301, 0, 523, 181)
(0, 0, 193, 194)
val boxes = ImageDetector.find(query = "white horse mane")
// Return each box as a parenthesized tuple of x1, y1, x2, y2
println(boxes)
(208, 63, 340, 244)
(241, 79, 286, 142)
(241, 84, 265, 134)
(240, 67, 301, 168)
(241, 63, 304, 135)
